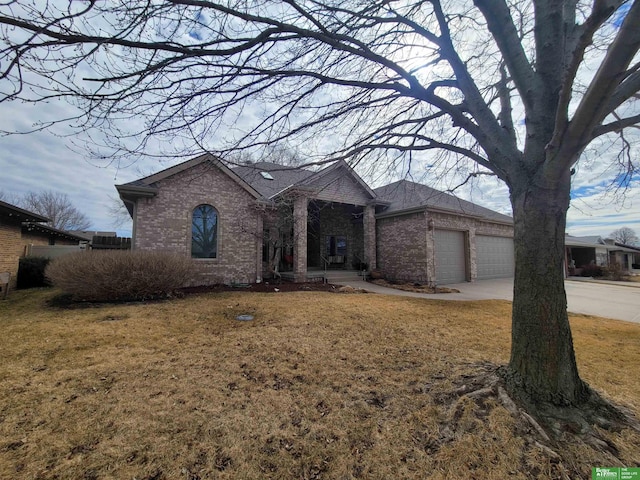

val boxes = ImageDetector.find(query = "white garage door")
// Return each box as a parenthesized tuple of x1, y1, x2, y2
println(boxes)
(476, 235, 514, 280)
(434, 229, 467, 284)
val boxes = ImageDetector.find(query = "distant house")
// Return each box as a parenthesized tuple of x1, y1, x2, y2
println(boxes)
(564, 235, 610, 276)
(605, 239, 640, 271)
(564, 234, 640, 275)
(116, 153, 515, 286)
(0, 200, 86, 290)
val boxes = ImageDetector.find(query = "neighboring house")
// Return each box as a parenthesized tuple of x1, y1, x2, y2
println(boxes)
(564, 235, 610, 275)
(1, 200, 49, 290)
(0, 200, 86, 290)
(564, 235, 640, 275)
(605, 240, 640, 271)
(22, 222, 88, 248)
(116, 153, 515, 286)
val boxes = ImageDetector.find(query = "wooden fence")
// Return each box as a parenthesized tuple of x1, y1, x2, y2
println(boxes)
(91, 236, 132, 250)
(26, 236, 132, 259)
(27, 244, 87, 259)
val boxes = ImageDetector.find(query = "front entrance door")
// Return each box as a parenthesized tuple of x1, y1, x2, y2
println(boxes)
(325, 235, 347, 268)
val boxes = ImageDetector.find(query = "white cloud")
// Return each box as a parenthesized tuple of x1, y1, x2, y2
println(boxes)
(0, 100, 168, 236)
(2, 96, 637, 241)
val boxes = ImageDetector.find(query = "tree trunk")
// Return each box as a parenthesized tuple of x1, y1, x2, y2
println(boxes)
(507, 171, 588, 406)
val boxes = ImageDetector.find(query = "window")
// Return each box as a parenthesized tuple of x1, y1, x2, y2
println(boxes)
(326, 235, 347, 256)
(191, 204, 218, 258)
(260, 171, 274, 180)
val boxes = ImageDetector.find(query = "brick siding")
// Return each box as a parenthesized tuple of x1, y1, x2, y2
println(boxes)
(376, 209, 514, 283)
(0, 220, 23, 290)
(22, 232, 79, 247)
(0, 221, 80, 291)
(376, 211, 430, 282)
(133, 162, 262, 286)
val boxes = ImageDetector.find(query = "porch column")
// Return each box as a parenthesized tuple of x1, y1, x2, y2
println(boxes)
(468, 227, 477, 282)
(255, 214, 263, 283)
(425, 213, 437, 286)
(293, 195, 308, 282)
(363, 204, 377, 270)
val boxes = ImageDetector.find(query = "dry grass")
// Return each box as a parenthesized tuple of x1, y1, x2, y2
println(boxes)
(1, 289, 639, 479)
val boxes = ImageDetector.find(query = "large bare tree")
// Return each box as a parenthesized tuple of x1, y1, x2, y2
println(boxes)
(610, 226, 639, 244)
(19, 190, 92, 231)
(1, 1, 639, 420)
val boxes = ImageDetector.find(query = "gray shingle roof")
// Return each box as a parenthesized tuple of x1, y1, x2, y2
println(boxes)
(118, 154, 512, 224)
(565, 235, 606, 246)
(374, 179, 513, 224)
(0, 200, 49, 223)
(231, 162, 314, 198)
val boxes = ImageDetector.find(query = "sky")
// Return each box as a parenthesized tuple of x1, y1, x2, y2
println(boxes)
(0, 4, 638, 241)
(1, 99, 638, 241)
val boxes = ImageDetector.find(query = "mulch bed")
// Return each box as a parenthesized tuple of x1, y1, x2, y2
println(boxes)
(179, 280, 339, 294)
(47, 277, 459, 309)
(46, 281, 354, 309)
(370, 278, 460, 294)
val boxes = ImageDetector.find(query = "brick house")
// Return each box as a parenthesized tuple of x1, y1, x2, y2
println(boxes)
(116, 153, 514, 286)
(0, 200, 85, 290)
(563, 235, 640, 276)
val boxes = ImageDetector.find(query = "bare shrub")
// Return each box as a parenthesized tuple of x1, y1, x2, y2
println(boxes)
(602, 262, 627, 281)
(580, 264, 604, 278)
(46, 250, 192, 301)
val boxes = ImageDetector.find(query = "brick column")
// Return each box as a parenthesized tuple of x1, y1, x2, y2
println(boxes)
(255, 214, 264, 283)
(293, 195, 308, 282)
(468, 226, 477, 282)
(425, 213, 437, 287)
(363, 204, 377, 270)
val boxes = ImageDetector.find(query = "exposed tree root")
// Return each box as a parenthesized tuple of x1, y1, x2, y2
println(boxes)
(439, 362, 640, 477)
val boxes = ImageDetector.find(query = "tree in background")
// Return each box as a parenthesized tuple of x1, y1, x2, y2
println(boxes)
(107, 194, 133, 229)
(20, 190, 91, 231)
(609, 226, 639, 245)
(1, 1, 640, 432)
(0, 190, 18, 204)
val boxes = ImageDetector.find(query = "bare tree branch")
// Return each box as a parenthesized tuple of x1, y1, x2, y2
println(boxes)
(564, 1, 640, 155)
(473, 0, 536, 111)
(592, 113, 640, 138)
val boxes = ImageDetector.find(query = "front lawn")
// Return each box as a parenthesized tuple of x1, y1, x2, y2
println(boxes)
(1, 289, 638, 479)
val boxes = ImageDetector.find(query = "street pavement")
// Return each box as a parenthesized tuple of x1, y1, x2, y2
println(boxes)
(343, 277, 640, 324)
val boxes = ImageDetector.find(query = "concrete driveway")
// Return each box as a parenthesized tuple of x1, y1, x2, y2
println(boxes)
(346, 277, 640, 324)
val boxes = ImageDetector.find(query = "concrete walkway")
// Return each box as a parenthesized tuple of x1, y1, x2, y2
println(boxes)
(338, 277, 640, 324)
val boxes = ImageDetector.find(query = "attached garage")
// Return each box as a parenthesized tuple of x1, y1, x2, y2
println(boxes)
(476, 235, 514, 280)
(434, 229, 467, 284)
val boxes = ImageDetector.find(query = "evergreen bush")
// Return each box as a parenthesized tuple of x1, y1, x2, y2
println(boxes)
(17, 257, 51, 289)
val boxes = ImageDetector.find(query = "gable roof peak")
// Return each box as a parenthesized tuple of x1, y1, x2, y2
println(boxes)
(116, 153, 262, 205)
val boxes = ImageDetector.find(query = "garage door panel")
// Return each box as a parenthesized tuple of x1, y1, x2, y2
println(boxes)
(434, 229, 466, 284)
(476, 235, 514, 280)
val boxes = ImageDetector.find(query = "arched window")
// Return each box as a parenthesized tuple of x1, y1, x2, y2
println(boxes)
(191, 204, 218, 258)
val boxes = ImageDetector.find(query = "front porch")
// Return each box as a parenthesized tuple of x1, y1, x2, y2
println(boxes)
(263, 197, 378, 283)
